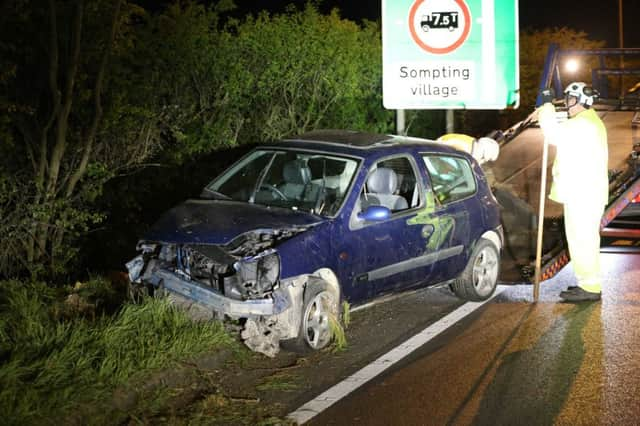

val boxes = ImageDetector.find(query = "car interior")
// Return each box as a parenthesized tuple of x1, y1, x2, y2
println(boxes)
(360, 156, 420, 214)
(422, 155, 476, 204)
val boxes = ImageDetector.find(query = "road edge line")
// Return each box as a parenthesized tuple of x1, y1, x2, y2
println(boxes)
(287, 285, 505, 425)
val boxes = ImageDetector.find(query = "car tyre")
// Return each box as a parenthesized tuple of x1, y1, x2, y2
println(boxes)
(282, 277, 338, 353)
(451, 238, 500, 301)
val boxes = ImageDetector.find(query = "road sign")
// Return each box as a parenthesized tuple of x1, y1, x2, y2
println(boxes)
(383, 0, 519, 109)
(409, 0, 471, 54)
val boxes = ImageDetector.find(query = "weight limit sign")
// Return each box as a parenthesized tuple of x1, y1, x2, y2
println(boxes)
(408, 0, 472, 54)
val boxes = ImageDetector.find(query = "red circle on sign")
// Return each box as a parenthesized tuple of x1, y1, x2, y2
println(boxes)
(408, 0, 471, 54)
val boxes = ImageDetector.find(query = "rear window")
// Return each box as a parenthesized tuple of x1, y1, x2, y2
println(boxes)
(422, 154, 476, 204)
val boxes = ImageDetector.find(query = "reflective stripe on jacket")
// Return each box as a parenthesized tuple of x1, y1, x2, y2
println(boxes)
(538, 104, 608, 206)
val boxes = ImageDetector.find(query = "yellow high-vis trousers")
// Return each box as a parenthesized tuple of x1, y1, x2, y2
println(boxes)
(563, 202, 605, 293)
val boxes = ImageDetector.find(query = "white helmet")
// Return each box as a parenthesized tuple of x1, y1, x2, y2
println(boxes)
(564, 82, 596, 108)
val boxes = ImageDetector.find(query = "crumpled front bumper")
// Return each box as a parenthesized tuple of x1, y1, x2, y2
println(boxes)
(126, 256, 291, 318)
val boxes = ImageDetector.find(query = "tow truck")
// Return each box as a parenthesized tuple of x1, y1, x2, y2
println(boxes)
(489, 44, 640, 282)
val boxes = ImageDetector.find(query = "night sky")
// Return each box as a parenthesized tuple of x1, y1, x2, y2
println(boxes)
(235, 0, 640, 47)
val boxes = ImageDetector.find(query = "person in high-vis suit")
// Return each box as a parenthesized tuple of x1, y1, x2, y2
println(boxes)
(537, 82, 608, 302)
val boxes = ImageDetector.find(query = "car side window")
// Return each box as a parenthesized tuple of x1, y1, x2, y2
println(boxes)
(359, 156, 420, 214)
(422, 154, 476, 204)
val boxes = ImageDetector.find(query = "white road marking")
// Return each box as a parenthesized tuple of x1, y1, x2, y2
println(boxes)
(287, 286, 505, 425)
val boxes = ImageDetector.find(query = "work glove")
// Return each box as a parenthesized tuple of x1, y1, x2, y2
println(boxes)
(474, 137, 500, 163)
(539, 87, 555, 104)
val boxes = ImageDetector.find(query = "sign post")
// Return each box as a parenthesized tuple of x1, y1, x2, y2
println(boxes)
(382, 0, 519, 110)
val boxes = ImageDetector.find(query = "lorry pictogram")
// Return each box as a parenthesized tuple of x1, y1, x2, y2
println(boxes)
(420, 12, 459, 32)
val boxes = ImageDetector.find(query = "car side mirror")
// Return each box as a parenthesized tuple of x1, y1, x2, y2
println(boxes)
(357, 205, 391, 222)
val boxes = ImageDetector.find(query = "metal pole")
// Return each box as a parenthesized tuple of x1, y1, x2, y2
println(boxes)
(619, 0, 624, 49)
(533, 135, 550, 302)
(396, 109, 406, 135)
(446, 109, 454, 133)
(619, 0, 624, 97)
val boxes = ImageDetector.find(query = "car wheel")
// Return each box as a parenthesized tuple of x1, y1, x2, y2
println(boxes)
(282, 278, 338, 353)
(451, 238, 500, 301)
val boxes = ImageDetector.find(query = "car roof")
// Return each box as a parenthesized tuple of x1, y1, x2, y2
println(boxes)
(285, 129, 395, 146)
(273, 129, 459, 157)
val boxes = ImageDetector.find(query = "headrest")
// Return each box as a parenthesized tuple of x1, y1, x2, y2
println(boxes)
(283, 160, 311, 185)
(367, 167, 398, 195)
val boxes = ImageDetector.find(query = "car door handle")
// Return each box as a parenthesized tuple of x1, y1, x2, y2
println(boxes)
(421, 224, 435, 239)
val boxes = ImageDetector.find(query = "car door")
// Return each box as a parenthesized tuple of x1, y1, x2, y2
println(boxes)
(344, 155, 433, 298)
(417, 153, 478, 283)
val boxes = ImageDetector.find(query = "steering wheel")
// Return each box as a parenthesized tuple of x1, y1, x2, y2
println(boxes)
(260, 184, 288, 201)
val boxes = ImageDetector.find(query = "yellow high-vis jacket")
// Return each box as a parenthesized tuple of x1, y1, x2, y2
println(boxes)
(436, 133, 500, 164)
(538, 103, 608, 206)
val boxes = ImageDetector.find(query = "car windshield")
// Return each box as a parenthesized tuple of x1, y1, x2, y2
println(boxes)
(202, 149, 360, 216)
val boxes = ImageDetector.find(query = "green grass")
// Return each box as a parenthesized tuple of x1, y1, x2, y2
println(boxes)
(172, 391, 297, 426)
(0, 279, 239, 425)
(255, 373, 299, 392)
(325, 300, 351, 353)
(329, 312, 347, 352)
(341, 300, 351, 328)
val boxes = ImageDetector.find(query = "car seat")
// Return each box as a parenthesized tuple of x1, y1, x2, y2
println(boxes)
(362, 167, 408, 211)
(280, 159, 321, 202)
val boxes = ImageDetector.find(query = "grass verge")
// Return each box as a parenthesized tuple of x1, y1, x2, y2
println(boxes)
(329, 312, 347, 352)
(0, 279, 239, 425)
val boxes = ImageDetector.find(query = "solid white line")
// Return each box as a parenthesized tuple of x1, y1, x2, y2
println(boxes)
(287, 286, 505, 425)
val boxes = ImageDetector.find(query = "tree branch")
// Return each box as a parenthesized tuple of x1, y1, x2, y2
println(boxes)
(65, 0, 123, 198)
(46, 0, 84, 198)
(36, 0, 63, 197)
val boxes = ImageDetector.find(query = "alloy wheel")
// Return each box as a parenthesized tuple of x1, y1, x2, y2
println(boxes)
(472, 246, 499, 297)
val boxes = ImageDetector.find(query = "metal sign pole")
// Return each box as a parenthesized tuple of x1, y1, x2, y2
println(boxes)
(533, 136, 549, 301)
(446, 109, 454, 133)
(397, 109, 406, 135)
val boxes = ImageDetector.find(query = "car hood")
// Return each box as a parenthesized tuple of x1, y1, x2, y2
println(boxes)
(144, 199, 324, 248)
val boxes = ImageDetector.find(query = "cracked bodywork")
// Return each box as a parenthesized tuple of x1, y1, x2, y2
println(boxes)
(127, 221, 315, 357)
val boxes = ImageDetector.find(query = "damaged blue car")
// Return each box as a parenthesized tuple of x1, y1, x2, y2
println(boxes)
(127, 130, 503, 356)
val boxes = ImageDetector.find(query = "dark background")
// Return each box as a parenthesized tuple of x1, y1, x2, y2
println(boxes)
(233, 0, 640, 47)
(92, 0, 640, 273)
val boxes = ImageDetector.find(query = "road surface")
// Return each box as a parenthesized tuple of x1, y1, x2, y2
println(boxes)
(300, 252, 640, 425)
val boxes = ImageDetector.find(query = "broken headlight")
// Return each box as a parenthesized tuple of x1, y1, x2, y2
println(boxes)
(126, 256, 145, 283)
(227, 250, 280, 299)
(158, 244, 177, 262)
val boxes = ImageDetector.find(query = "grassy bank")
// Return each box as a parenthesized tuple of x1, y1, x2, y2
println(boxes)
(0, 279, 239, 425)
